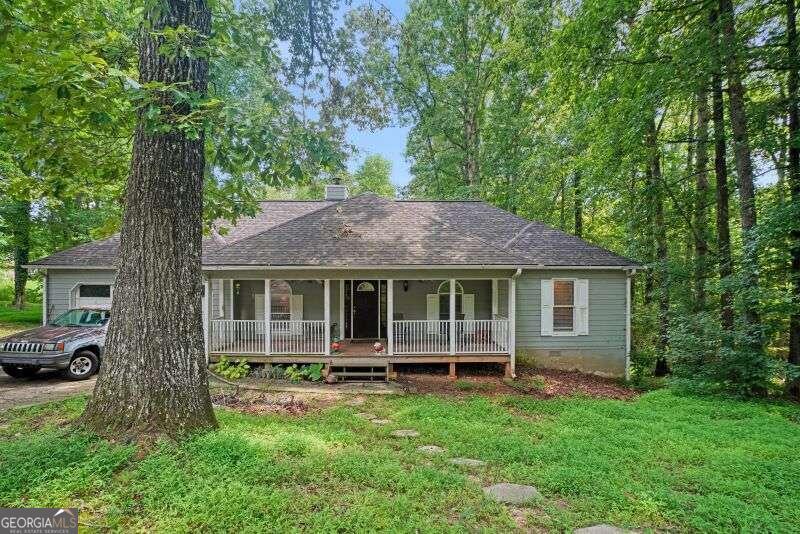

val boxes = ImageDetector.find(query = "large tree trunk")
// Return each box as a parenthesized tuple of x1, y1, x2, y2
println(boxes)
(573, 171, 583, 238)
(786, 0, 800, 398)
(710, 7, 735, 332)
(694, 87, 711, 312)
(719, 0, 761, 334)
(647, 119, 670, 376)
(10, 200, 31, 310)
(80, 0, 216, 439)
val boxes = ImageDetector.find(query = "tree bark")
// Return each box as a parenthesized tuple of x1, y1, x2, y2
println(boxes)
(694, 86, 711, 312)
(710, 7, 735, 332)
(786, 0, 800, 397)
(647, 118, 670, 376)
(80, 0, 216, 439)
(10, 200, 31, 309)
(573, 171, 583, 238)
(719, 0, 761, 334)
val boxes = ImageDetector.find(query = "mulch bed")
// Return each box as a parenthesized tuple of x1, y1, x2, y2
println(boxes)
(396, 366, 637, 400)
(211, 393, 310, 415)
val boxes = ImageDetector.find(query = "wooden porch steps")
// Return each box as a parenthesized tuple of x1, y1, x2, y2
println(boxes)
(328, 363, 388, 382)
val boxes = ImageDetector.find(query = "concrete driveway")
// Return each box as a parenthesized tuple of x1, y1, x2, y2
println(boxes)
(0, 369, 95, 411)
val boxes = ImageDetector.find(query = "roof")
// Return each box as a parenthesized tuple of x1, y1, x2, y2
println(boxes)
(28, 194, 637, 268)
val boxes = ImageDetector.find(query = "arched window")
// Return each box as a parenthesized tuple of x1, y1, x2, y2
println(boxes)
(356, 281, 376, 292)
(270, 280, 292, 320)
(436, 280, 463, 294)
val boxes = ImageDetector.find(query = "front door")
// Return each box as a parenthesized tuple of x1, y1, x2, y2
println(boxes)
(352, 280, 379, 338)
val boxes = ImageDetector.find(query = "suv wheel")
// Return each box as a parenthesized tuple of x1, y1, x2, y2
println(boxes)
(62, 351, 98, 381)
(2, 364, 41, 379)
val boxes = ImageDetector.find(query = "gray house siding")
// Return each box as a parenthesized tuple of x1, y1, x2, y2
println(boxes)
(45, 269, 116, 322)
(515, 269, 627, 376)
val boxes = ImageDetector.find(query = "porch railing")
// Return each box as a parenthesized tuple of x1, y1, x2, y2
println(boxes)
(270, 320, 326, 355)
(455, 319, 509, 353)
(210, 319, 325, 355)
(393, 320, 450, 354)
(211, 320, 265, 354)
(393, 319, 509, 355)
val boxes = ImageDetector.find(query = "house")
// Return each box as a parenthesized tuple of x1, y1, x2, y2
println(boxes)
(27, 186, 639, 380)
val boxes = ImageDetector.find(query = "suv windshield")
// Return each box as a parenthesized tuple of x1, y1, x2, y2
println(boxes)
(50, 309, 110, 327)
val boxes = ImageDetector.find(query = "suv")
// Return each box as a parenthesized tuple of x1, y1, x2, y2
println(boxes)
(0, 308, 109, 380)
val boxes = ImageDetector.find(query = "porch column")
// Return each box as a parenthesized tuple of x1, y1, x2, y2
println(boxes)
(387, 279, 394, 355)
(449, 278, 456, 355)
(339, 280, 345, 341)
(264, 279, 271, 355)
(508, 277, 516, 376)
(491, 279, 498, 319)
(324, 279, 331, 355)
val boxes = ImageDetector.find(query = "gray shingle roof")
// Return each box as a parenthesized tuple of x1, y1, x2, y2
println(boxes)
(29, 194, 637, 268)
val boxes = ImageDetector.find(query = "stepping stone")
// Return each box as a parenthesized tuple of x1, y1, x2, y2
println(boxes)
(483, 483, 542, 504)
(574, 526, 627, 534)
(417, 445, 445, 454)
(345, 398, 365, 406)
(371, 419, 391, 425)
(450, 457, 486, 467)
(391, 429, 420, 437)
(355, 412, 377, 419)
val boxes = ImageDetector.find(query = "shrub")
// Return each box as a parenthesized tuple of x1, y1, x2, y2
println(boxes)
(284, 363, 325, 383)
(212, 356, 250, 380)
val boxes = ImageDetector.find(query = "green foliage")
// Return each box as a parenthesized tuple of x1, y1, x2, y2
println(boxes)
(212, 356, 250, 380)
(2, 391, 799, 531)
(284, 363, 325, 382)
(343, 154, 396, 198)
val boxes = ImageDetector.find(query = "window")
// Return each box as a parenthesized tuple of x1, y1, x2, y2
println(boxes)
(270, 280, 291, 321)
(436, 281, 465, 320)
(356, 281, 375, 292)
(552, 280, 574, 331)
(79, 285, 111, 298)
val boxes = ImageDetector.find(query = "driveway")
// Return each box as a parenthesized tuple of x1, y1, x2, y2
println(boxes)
(0, 369, 95, 411)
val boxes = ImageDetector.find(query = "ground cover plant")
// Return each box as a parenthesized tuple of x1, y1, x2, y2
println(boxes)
(0, 302, 42, 338)
(1, 390, 797, 532)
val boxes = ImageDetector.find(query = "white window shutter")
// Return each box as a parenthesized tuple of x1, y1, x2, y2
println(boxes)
(290, 294, 303, 321)
(254, 294, 265, 320)
(541, 279, 554, 336)
(462, 294, 475, 333)
(575, 279, 589, 335)
(426, 294, 439, 334)
(212, 280, 223, 318)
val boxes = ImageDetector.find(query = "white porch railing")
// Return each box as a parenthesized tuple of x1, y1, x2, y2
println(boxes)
(455, 319, 509, 353)
(393, 319, 509, 355)
(210, 319, 325, 355)
(393, 320, 450, 354)
(270, 320, 326, 354)
(211, 320, 266, 354)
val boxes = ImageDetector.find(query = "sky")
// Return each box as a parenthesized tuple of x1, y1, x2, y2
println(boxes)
(344, 0, 412, 188)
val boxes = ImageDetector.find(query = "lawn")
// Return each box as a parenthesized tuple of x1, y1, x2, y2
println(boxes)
(0, 390, 798, 532)
(0, 302, 42, 338)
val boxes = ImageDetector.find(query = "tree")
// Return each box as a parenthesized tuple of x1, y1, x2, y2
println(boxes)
(787, 0, 800, 397)
(345, 154, 396, 197)
(80, 0, 216, 439)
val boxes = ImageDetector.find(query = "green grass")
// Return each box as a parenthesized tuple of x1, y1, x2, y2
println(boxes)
(1, 390, 798, 532)
(0, 302, 42, 338)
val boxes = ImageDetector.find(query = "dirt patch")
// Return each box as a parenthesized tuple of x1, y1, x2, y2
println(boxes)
(395, 366, 636, 400)
(211, 393, 310, 415)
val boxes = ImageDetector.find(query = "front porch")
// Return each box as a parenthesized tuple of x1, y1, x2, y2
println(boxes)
(203, 277, 516, 372)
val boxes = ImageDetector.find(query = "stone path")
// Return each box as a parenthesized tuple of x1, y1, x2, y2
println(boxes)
(391, 429, 420, 437)
(417, 445, 445, 454)
(371, 418, 391, 425)
(573, 525, 627, 534)
(449, 457, 486, 467)
(483, 483, 542, 504)
(355, 412, 377, 419)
